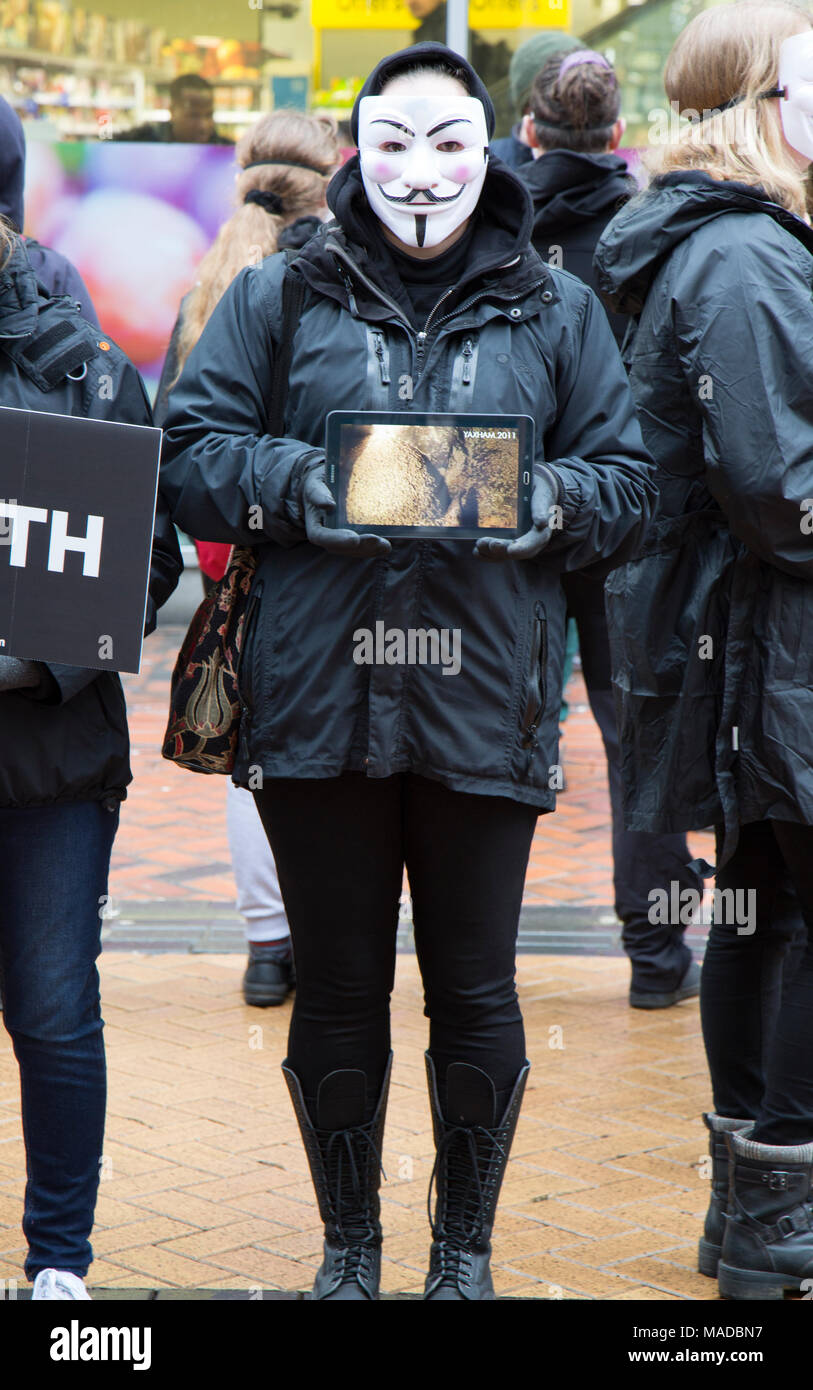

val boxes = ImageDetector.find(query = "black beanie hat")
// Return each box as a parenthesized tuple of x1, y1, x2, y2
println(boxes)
(350, 41, 496, 144)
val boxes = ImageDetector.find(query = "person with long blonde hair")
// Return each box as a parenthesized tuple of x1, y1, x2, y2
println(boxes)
(156, 109, 340, 1010)
(596, 0, 813, 1300)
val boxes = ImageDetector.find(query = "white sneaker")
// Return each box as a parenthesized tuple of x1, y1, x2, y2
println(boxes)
(32, 1269, 91, 1300)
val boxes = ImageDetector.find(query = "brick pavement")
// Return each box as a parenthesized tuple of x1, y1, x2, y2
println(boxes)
(0, 952, 718, 1299)
(0, 617, 723, 1299)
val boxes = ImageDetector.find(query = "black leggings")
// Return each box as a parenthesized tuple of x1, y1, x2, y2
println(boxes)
(700, 819, 813, 1145)
(253, 773, 538, 1113)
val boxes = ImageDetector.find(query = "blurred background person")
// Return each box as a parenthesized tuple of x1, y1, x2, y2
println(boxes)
(0, 95, 99, 327)
(155, 109, 341, 1007)
(114, 74, 232, 144)
(519, 48, 704, 1010)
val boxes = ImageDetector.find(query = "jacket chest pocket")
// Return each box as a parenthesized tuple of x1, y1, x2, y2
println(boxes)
(519, 601, 548, 762)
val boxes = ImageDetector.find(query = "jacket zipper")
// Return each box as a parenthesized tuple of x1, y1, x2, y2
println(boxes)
(520, 602, 547, 774)
(461, 337, 474, 385)
(415, 277, 550, 381)
(372, 329, 391, 385)
(328, 237, 551, 387)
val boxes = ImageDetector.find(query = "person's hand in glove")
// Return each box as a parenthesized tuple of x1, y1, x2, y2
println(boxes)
(474, 464, 561, 561)
(301, 464, 392, 558)
(0, 655, 45, 693)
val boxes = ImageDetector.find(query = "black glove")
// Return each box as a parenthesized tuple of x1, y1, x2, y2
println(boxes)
(302, 466, 392, 558)
(0, 655, 41, 692)
(474, 466, 560, 561)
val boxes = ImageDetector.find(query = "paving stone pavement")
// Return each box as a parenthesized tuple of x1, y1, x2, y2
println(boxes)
(0, 953, 720, 1300)
(0, 619, 723, 1301)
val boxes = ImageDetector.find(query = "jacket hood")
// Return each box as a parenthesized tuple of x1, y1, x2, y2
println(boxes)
(0, 96, 25, 232)
(520, 150, 633, 235)
(0, 239, 39, 337)
(349, 41, 496, 143)
(324, 151, 534, 304)
(596, 170, 813, 317)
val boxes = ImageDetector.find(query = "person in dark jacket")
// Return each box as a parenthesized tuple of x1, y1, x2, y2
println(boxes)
(0, 96, 100, 328)
(0, 223, 182, 1298)
(113, 73, 232, 145)
(519, 49, 708, 1009)
(160, 42, 656, 1301)
(595, 0, 813, 1301)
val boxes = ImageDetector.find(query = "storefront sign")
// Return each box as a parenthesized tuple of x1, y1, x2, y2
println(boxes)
(311, 0, 570, 29)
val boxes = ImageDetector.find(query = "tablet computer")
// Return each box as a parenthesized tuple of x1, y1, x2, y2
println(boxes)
(324, 411, 534, 539)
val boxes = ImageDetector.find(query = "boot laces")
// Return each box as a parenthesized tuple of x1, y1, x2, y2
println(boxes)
(322, 1125, 384, 1249)
(428, 1123, 508, 1248)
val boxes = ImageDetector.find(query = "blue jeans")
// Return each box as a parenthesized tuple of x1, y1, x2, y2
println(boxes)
(0, 800, 119, 1280)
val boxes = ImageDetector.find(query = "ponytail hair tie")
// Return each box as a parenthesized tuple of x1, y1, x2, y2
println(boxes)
(245, 188, 285, 215)
(558, 50, 613, 79)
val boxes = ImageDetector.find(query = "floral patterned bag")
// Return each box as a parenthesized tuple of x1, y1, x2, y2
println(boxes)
(161, 546, 257, 773)
(160, 260, 304, 774)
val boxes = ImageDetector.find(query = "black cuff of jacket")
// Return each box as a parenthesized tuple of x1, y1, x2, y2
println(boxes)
(18, 662, 62, 704)
(283, 448, 326, 529)
(534, 461, 564, 510)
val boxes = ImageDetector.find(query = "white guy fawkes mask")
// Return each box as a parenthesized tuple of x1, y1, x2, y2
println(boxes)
(358, 94, 489, 250)
(778, 31, 813, 164)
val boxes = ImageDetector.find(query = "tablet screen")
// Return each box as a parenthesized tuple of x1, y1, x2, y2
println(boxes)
(325, 412, 534, 539)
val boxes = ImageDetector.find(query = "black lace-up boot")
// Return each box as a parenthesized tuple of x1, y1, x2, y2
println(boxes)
(423, 1053, 530, 1301)
(698, 1113, 754, 1276)
(282, 1053, 391, 1300)
(717, 1130, 813, 1300)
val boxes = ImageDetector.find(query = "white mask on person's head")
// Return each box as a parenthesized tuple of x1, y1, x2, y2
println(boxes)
(778, 31, 813, 163)
(358, 94, 488, 249)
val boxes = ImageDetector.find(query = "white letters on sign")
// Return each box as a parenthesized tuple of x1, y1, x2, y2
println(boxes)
(0, 503, 104, 577)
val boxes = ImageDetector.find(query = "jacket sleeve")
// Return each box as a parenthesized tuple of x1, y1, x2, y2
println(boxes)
(671, 231, 813, 581)
(541, 285, 657, 573)
(159, 263, 322, 548)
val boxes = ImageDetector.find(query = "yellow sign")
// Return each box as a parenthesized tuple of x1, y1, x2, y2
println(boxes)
(311, 0, 570, 30)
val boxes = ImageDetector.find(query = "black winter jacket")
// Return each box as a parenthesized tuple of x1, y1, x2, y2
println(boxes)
(160, 156, 655, 809)
(595, 173, 813, 862)
(0, 241, 182, 808)
(520, 150, 634, 349)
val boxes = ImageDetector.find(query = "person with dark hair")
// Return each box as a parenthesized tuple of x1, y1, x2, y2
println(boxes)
(518, 50, 707, 1010)
(490, 29, 586, 170)
(0, 96, 100, 326)
(160, 41, 655, 1300)
(114, 73, 232, 144)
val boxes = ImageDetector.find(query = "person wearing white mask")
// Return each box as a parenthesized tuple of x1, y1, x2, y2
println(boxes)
(596, 1, 813, 1301)
(160, 42, 655, 1300)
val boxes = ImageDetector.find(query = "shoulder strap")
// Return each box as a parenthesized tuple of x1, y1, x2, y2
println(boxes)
(266, 249, 306, 437)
